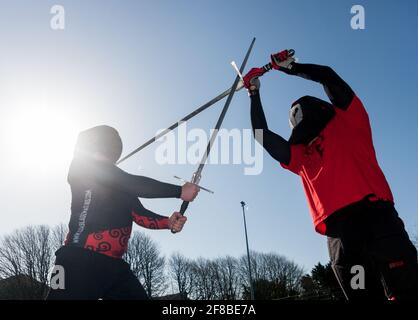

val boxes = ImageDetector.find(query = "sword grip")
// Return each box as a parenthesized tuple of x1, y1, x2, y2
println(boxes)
(262, 63, 273, 72)
(171, 201, 190, 234)
(179, 201, 189, 215)
(263, 49, 295, 72)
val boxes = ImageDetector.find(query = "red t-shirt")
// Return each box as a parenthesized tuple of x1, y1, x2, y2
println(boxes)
(281, 96, 394, 235)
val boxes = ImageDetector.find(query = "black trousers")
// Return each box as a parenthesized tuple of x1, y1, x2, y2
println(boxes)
(46, 246, 148, 300)
(325, 200, 418, 300)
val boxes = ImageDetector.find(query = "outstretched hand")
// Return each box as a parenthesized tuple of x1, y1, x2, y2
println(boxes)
(169, 212, 187, 233)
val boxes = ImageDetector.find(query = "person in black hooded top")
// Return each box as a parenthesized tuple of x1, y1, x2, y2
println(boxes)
(47, 125, 200, 300)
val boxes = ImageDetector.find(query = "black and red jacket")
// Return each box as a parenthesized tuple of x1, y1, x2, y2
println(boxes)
(64, 158, 182, 259)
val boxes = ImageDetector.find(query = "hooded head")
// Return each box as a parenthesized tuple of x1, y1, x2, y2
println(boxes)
(74, 125, 122, 163)
(288, 96, 336, 145)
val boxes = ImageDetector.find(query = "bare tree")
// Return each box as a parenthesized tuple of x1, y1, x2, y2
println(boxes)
(238, 250, 263, 289)
(168, 252, 194, 297)
(260, 253, 304, 292)
(0, 232, 24, 278)
(212, 256, 240, 300)
(0, 223, 309, 301)
(51, 223, 68, 252)
(189, 258, 218, 300)
(0, 225, 55, 299)
(124, 231, 166, 298)
(238, 251, 304, 299)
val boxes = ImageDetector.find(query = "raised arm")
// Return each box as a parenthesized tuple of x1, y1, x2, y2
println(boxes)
(279, 62, 355, 110)
(250, 92, 291, 165)
(243, 68, 291, 165)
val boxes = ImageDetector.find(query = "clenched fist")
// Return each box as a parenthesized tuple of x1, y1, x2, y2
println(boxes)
(169, 212, 187, 233)
(180, 182, 200, 202)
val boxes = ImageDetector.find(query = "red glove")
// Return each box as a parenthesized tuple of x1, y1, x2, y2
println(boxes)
(243, 67, 266, 90)
(270, 50, 293, 71)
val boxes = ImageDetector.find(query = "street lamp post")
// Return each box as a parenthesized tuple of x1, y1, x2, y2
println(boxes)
(240, 201, 255, 300)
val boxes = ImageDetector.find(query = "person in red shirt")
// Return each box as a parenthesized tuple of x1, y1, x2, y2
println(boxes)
(243, 51, 418, 300)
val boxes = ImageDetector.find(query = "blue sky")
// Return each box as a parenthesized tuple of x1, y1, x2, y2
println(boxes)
(0, 0, 417, 271)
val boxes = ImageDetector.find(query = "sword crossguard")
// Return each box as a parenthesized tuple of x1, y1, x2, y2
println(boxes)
(191, 172, 202, 185)
(174, 175, 214, 194)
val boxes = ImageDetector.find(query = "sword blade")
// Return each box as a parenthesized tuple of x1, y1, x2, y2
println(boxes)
(117, 83, 243, 165)
(178, 37, 256, 216)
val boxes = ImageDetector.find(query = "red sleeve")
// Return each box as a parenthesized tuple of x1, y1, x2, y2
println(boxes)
(132, 211, 170, 229)
(131, 199, 170, 230)
(280, 144, 304, 174)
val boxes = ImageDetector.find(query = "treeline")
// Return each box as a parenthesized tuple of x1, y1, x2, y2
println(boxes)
(0, 224, 344, 300)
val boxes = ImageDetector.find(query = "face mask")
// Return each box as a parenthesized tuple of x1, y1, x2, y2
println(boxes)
(288, 96, 336, 145)
(289, 103, 303, 129)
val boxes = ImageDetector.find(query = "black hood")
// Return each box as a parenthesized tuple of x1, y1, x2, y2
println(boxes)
(288, 96, 336, 145)
(74, 125, 123, 163)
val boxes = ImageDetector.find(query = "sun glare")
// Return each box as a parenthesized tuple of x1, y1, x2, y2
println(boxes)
(5, 107, 80, 171)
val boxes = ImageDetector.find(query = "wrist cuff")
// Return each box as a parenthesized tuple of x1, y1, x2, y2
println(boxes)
(160, 217, 171, 229)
